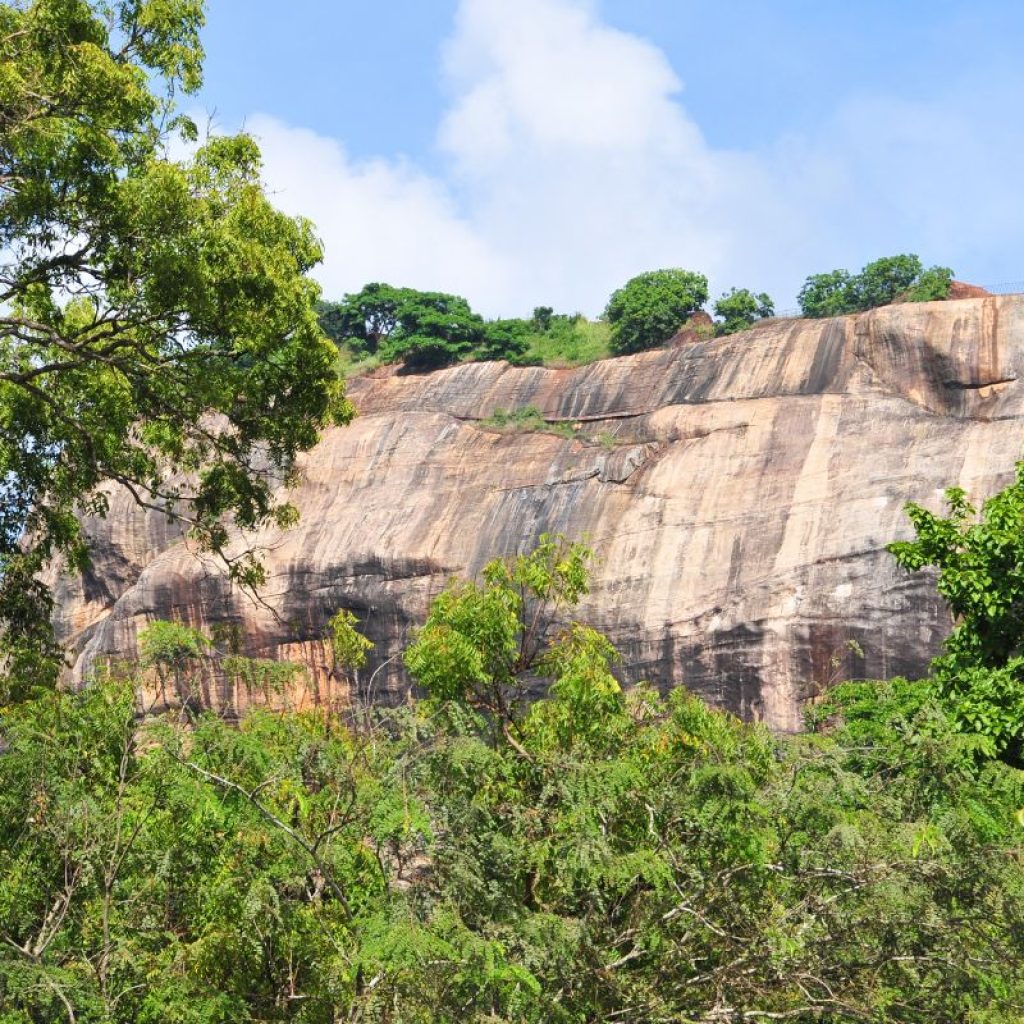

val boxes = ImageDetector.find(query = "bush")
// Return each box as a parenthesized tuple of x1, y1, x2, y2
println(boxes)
(905, 264, 954, 302)
(318, 283, 529, 371)
(713, 287, 775, 335)
(798, 255, 954, 317)
(797, 268, 856, 318)
(604, 268, 709, 354)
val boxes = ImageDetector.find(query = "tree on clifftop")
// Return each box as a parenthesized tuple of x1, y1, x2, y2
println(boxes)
(798, 254, 954, 317)
(0, 0, 353, 696)
(319, 283, 528, 369)
(604, 268, 709, 355)
(713, 287, 775, 335)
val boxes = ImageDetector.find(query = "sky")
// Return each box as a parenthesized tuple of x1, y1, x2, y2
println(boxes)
(194, 0, 1024, 317)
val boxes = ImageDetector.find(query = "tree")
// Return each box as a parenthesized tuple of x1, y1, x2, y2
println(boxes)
(850, 253, 923, 309)
(797, 268, 855, 317)
(712, 287, 775, 336)
(138, 620, 210, 709)
(319, 283, 528, 370)
(905, 264, 954, 302)
(381, 290, 489, 370)
(0, 0, 353, 690)
(3, 559, 1024, 1020)
(889, 464, 1024, 763)
(798, 255, 955, 317)
(316, 282, 408, 355)
(604, 268, 709, 355)
(477, 317, 531, 364)
(530, 306, 554, 332)
(403, 535, 605, 741)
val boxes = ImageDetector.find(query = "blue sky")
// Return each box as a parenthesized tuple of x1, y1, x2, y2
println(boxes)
(195, 1, 1024, 316)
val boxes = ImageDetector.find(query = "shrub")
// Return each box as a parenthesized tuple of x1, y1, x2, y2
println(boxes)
(604, 268, 709, 354)
(798, 255, 955, 317)
(713, 287, 775, 335)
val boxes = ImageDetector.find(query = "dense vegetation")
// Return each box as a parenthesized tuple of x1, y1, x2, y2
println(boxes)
(798, 255, 953, 318)
(3, 4, 1019, 1021)
(0, 0, 352, 689)
(712, 287, 775, 336)
(604, 269, 710, 355)
(322, 254, 958, 375)
(318, 291, 613, 374)
(2, 537, 1024, 1022)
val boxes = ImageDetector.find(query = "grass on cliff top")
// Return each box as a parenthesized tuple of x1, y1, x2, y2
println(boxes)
(517, 317, 612, 367)
(334, 318, 613, 380)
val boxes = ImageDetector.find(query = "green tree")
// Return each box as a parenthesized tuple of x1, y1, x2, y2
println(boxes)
(476, 317, 531, 364)
(321, 283, 528, 370)
(0, 0, 353, 691)
(403, 535, 600, 737)
(799, 255, 955, 317)
(604, 268, 709, 355)
(381, 289, 488, 370)
(850, 253, 923, 309)
(138, 620, 210, 709)
(530, 306, 554, 332)
(3, 558, 1024, 1020)
(712, 287, 775, 336)
(797, 268, 855, 317)
(317, 282, 408, 355)
(889, 463, 1024, 762)
(905, 263, 954, 302)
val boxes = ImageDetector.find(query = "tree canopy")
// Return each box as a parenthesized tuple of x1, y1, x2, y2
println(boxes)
(712, 287, 775, 335)
(0, 0, 353, 688)
(604, 268, 709, 355)
(798, 255, 953, 317)
(318, 284, 529, 370)
(889, 462, 1024, 763)
(2, 542, 1023, 1021)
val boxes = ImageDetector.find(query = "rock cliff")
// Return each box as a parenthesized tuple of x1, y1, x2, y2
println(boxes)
(50, 296, 1024, 730)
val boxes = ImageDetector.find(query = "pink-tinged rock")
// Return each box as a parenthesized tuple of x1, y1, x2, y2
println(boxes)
(947, 280, 993, 300)
(50, 296, 1024, 730)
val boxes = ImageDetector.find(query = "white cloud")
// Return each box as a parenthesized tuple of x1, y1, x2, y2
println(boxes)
(249, 116, 512, 308)
(245, 0, 1024, 317)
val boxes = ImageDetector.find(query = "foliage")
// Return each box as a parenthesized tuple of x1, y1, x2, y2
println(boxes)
(404, 535, 595, 726)
(0, 0, 353, 692)
(888, 463, 1024, 762)
(318, 284, 528, 371)
(604, 268, 709, 354)
(851, 254, 925, 309)
(138, 621, 210, 673)
(481, 406, 577, 440)
(713, 287, 775, 335)
(530, 306, 554, 332)
(138, 620, 210, 708)
(2, 633, 1023, 1020)
(798, 269, 857, 318)
(316, 283, 407, 354)
(798, 254, 954, 317)
(515, 314, 612, 367)
(905, 264, 955, 302)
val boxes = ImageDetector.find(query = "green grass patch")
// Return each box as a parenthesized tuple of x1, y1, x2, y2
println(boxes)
(335, 344, 386, 379)
(517, 318, 612, 367)
(333, 317, 614, 379)
(482, 405, 577, 440)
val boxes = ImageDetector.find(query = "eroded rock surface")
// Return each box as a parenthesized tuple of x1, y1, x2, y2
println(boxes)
(51, 297, 1024, 729)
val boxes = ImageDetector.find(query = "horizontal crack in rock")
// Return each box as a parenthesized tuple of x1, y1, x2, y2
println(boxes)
(942, 377, 1016, 391)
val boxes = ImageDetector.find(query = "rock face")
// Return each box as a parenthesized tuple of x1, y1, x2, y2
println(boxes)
(51, 296, 1024, 730)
